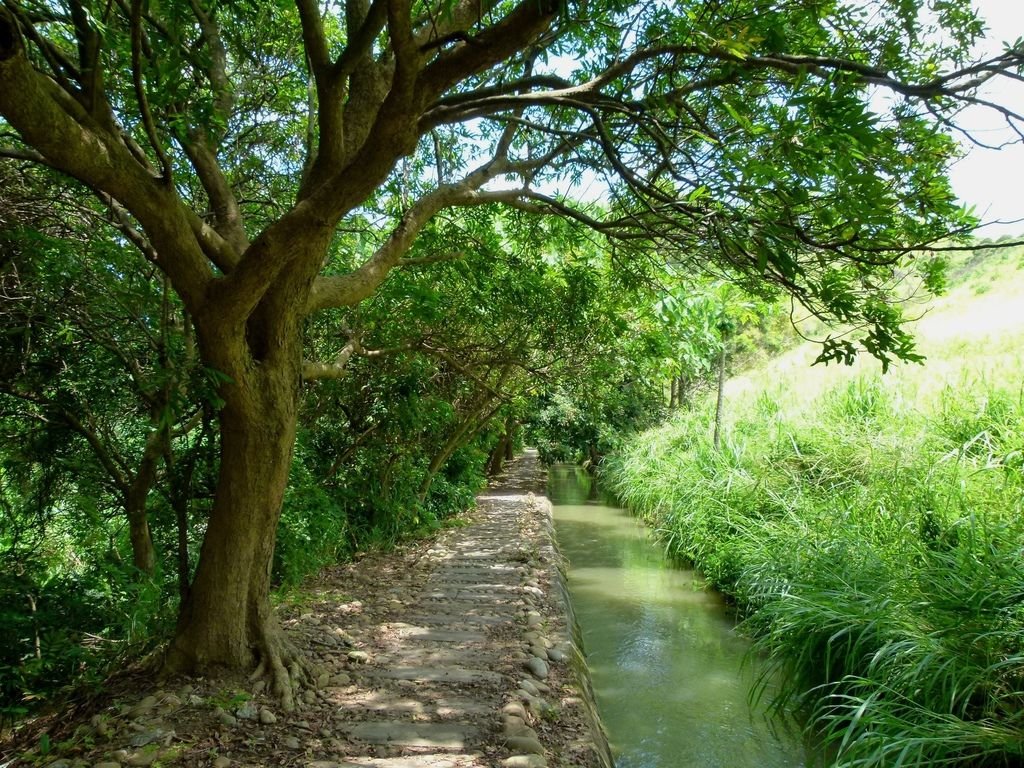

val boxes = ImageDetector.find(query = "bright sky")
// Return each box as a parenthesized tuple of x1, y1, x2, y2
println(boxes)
(946, 0, 1024, 239)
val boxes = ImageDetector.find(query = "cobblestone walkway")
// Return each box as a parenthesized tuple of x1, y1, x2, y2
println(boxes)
(321, 450, 566, 767)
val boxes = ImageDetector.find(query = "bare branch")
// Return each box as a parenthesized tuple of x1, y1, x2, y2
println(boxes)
(178, 136, 250, 255)
(418, 0, 558, 101)
(334, 0, 388, 78)
(302, 336, 417, 380)
(0, 145, 46, 163)
(130, 0, 172, 181)
(306, 149, 514, 313)
(186, 0, 234, 136)
(296, 0, 330, 74)
(302, 336, 362, 380)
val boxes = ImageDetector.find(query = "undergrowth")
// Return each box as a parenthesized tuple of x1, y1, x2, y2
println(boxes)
(605, 373, 1024, 767)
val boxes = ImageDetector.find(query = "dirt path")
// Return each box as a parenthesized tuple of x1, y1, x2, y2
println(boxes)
(5, 451, 608, 768)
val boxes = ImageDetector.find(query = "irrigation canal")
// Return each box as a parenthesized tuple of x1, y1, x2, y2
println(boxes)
(548, 464, 813, 768)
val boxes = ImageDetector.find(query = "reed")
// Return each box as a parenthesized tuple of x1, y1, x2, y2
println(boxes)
(605, 368, 1024, 767)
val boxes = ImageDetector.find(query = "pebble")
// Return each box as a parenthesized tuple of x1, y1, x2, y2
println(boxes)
(126, 695, 157, 718)
(526, 656, 549, 679)
(526, 697, 556, 719)
(503, 718, 537, 740)
(90, 715, 112, 738)
(518, 679, 539, 696)
(213, 758, 232, 768)
(501, 756, 547, 768)
(125, 749, 158, 767)
(502, 701, 527, 719)
(504, 735, 545, 755)
(332, 627, 355, 646)
(127, 729, 164, 747)
(214, 707, 237, 727)
(259, 707, 277, 725)
(546, 647, 567, 663)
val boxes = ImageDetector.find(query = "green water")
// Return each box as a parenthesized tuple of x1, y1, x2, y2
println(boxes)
(549, 465, 810, 768)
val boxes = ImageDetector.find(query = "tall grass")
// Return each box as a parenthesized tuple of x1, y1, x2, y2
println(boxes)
(605, 364, 1024, 766)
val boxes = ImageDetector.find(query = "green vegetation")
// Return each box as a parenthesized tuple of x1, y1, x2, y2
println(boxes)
(605, 245, 1024, 767)
(1, 0, 1022, 727)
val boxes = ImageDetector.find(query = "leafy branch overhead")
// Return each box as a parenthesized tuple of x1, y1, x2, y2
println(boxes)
(0, 2, 1020, 348)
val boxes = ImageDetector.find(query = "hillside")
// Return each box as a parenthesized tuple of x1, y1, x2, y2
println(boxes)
(727, 241, 1024, 412)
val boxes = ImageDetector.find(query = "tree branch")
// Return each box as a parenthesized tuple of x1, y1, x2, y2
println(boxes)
(130, 0, 172, 181)
(296, 0, 331, 74)
(306, 148, 514, 313)
(0, 23, 214, 311)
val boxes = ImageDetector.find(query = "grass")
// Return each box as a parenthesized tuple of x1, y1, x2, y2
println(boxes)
(604, 243, 1024, 767)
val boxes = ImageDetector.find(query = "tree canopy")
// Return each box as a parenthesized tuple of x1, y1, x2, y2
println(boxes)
(1, 0, 1022, 706)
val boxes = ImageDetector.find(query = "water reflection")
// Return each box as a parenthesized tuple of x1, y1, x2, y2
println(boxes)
(549, 465, 809, 768)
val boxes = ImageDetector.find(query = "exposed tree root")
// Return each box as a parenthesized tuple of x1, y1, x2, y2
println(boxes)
(163, 619, 327, 712)
(249, 628, 318, 712)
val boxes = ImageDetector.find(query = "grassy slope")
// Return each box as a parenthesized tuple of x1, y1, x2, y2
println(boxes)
(728, 243, 1024, 412)
(605, 244, 1024, 768)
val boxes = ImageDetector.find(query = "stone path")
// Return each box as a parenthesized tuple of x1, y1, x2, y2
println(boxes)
(318, 449, 584, 768)
(4, 450, 610, 768)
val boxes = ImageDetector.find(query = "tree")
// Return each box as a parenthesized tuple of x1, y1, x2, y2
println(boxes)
(1, 0, 1021, 704)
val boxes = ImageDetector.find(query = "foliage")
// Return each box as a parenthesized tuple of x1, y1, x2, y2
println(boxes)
(0, 0, 1022, 705)
(604, 259, 1024, 766)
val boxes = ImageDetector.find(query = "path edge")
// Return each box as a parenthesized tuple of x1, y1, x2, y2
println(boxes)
(524, 473, 615, 768)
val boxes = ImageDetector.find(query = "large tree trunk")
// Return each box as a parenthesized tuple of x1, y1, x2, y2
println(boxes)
(165, 287, 311, 707)
(165, 369, 301, 698)
(123, 441, 160, 575)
